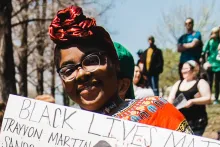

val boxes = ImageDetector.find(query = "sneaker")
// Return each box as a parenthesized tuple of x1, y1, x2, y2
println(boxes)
(213, 100, 220, 105)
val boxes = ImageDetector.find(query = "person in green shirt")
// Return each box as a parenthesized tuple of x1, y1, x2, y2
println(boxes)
(202, 26, 220, 104)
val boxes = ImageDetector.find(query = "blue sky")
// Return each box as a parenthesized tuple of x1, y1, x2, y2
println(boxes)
(97, 0, 220, 62)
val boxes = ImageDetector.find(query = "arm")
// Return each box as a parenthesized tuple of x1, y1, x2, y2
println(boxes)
(178, 32, 202, 52)
(200, 41, 210, 63)
(155, 50, 164, 73)
(177, 36, 185, 52)
(178, 39, 200, 52)
(142, 50, 147, 74)
(185, 79, 211, 108)
(168, 80, 181, 104)
(159, 50, 164, 73)
(182, 39, 200, 49)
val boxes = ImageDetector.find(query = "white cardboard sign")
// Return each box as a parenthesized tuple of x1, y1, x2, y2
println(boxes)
(0, 94, 220, 147)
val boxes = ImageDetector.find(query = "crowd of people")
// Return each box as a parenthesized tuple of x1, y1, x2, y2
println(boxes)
(136, 17, 220, 135)
(0, 5, 220, 139)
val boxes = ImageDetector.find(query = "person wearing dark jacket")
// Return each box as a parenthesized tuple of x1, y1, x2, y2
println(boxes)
(142, 36, 164, 96)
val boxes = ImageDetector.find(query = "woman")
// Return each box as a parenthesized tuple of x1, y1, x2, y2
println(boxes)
(133, 66, 154, 99)
(168, 60, 211, 136)
(202, 27, 220, 104)
(48, 5, 193, 133)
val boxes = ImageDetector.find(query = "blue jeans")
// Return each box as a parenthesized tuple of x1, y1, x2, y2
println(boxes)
(148, 75, 159, 96)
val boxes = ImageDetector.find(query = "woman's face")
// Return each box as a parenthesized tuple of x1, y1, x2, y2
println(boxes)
(181, 63, 193, 79)
(59, 46, 118, 111)
(133, 66, 141, 85)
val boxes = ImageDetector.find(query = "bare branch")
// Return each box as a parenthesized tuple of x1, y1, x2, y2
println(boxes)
(96, 1, 114, 17)
(12, 18, 53, 27)
(154, 0, 217, 49)
(12, 0, 35, 18)
(28, 78, 37, 87)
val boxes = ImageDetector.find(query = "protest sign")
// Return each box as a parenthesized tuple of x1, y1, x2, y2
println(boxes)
(0, 94, 220, 147)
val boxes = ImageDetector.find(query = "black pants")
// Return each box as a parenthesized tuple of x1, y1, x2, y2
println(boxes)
(208, 70, 220, 100)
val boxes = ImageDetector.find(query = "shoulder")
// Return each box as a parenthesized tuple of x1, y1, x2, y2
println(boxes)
(157, 48, 162, 51)
(140, 97, 192, 133)
(179, 34, 185, 38)
(198, 79, 209, 86)
(178, 34, 187, 43)
(205, 39, 211, 44)
(194, 31, 202, 39)
(208, 39, 215, 43)
(169, 80, 181, 93)
(173, 80, 181, 87)
(155, 47, 162, 53)
(195, 31, 201, 35)
(179, 34, 187, 39)
(144, 49, 148, 53)
(115, 96, 193, 133)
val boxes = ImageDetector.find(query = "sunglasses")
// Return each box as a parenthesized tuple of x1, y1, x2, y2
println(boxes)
(185, 22, 193, 25)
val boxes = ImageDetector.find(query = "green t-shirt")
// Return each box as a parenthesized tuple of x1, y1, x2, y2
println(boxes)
(202, 38, 220, 72)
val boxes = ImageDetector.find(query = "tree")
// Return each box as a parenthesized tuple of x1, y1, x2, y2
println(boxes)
(160, 49, 179, 96)
(17, 0, 29, 96)
(154, 0, 217, 49)
(1, 0, 116, 104)
(35, 0, 47, 95)
(0, 0, 17, 102)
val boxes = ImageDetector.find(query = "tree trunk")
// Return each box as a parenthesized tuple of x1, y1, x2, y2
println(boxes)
(36, 0, 47, 95)
(50, 60, 55, 97)
(0, 0, 17, 102)
(17, 0, 28, 96)
(50, 0, 56, 98)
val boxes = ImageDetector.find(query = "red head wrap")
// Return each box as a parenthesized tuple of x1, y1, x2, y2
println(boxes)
(49, 6, 96, 43)
(49, 5, 119, 69)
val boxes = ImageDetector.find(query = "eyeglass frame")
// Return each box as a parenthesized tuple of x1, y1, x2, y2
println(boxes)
(57, 51, 106, 81)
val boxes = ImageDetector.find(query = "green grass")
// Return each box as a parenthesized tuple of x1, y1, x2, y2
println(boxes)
(203, 103, 220, 139)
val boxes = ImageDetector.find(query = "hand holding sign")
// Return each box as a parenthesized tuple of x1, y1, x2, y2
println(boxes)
(35, 94, 55, 103)
(173, 93, 188, 109)
(184, 99, 194, 108)
(1, 95, 220, 147)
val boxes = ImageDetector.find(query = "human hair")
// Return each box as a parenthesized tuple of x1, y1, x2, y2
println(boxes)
(210, 27, 220, 39)
(134, 66, 149, 88)
(185, 60, 200, 79)
(49, 6, 119, 72)
(185, 17, 194, 25)
(148, 35, 155, 43)
(0, 101, 6, 129)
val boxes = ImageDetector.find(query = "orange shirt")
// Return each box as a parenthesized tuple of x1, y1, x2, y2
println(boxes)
(113, 96, 193, 134)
